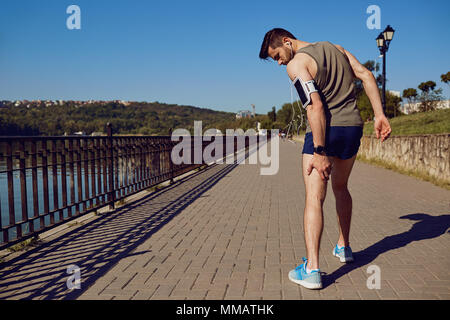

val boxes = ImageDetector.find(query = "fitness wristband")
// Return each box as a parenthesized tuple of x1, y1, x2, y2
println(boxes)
(313, 145, 327, 155)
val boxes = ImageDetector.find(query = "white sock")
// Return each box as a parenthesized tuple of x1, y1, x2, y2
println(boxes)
(306, 264, 319, 274)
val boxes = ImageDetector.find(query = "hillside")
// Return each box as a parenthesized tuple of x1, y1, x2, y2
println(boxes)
(0, 101, 236, 136)
(363, 109, 450, 136)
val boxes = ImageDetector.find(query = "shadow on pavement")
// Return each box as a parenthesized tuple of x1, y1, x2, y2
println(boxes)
(322, 213, 450, 288)
(0, 161, 240, 300)
(0, 140, 270, 300)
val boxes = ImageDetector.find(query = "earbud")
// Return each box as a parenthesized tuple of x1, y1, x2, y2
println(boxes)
(285, 42, 291, 47)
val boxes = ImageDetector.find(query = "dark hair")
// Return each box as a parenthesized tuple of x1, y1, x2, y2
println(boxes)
(259, 28, 297, 60)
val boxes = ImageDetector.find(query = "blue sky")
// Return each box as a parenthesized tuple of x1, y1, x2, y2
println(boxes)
(0, 0, 449, 114)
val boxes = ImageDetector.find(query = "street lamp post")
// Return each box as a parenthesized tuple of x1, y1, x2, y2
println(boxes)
(376, 25, 395, 116)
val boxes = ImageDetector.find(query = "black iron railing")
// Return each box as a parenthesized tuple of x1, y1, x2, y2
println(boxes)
(0, 127, 267, 250)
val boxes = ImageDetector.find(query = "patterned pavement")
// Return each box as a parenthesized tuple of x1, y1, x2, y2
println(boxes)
(0, 139, 449, 300)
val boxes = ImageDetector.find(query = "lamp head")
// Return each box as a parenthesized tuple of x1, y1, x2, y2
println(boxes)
(376, 33, 384, 49)
(383, 25, 395, 42)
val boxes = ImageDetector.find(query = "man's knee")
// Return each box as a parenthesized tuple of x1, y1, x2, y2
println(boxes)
(332, 181, 349, 195)
(306, 189, 327, 205)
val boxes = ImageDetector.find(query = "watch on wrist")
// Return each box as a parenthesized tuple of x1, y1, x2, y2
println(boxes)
(313, 145, 327, 155)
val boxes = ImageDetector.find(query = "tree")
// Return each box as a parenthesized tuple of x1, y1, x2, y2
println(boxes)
(0, 100, 238, 136)
(418, 81, 444, 112)
(402, 88, 418, 112)
(260, 117, 273, 130)
(357, 89, 403, 120)
(267, 106, 276, 122)
(276, 103, 295, 127)
(355, 60, 381, 96)
(356, 92, 373, 121)
(354, 60, 386, 120)
(375, 74, 384, 88)
(275, 102, 307, 134)
(364, 60, 380, 73)
(441, 71, 450, 85)
(441, 72, 450, 92)
(418, 81, 436, 93)
(385, 91, 403, 118)
(271, 121, 285, 130)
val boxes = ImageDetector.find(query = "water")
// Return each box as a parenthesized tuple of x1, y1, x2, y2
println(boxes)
(0, 151, 141, 242)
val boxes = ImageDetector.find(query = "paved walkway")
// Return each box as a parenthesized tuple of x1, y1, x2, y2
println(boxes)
(0, 139, 449, 300)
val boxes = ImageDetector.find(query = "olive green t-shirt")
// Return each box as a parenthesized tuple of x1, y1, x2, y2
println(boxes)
(296, 41, 363, 133)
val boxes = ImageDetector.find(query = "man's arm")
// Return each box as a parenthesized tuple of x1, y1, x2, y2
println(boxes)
(286, 58, 331, 180)
(335, 44, 391, 142)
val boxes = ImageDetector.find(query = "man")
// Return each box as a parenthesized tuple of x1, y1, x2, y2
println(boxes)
(259, 28, 391, 289)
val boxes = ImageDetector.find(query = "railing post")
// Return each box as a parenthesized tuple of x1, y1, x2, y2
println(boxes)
(107, 123, 115, 210)
(68, 139, 75, 219)
(18, 141, 28, 238)
(6, 141, 15, 240)
(30, 141, 39, 231)
(168, 128, 174, 184)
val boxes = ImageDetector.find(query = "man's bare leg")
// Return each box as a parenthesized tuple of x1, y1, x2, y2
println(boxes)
(302, 153, 328, 270)
(330, 154, 357, 247)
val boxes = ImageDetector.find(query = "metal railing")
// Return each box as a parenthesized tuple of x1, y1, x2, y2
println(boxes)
(0, 127, 267, 250)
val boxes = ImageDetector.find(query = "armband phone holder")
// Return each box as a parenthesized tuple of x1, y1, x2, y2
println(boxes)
(292, 76, 318, 108)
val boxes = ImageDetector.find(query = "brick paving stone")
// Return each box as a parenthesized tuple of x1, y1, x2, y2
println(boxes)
(340, 291, 362, 300)
(377, 288, 399, 300)
(437, 293, 450, 300)
(262, 290, 282, 300)
(357, 290, 380, 300)
(388, 279, 414, 293)
(206, 290, 226, 300)
(300, 288, 321, 300)
(409, 285, 450, 294)
(243, 292, 264, 300)
(400, 271, 427, 286)
(396, 292, 439, 300)
(281, 287, 301, 300)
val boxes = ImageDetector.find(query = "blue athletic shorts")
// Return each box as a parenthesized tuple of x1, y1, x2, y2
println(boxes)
(302, 126, 363, 160)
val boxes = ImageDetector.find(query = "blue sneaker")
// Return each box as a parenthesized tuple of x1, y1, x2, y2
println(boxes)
(288, 257, 322, 289)
(332, 244, 354, 263)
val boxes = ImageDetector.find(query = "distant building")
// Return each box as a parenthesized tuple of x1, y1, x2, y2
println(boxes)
(401, 99, 449, 114)
(388, 90, 401, 98)
(236, 110, 253, 119)
(204, 128, 222, 136)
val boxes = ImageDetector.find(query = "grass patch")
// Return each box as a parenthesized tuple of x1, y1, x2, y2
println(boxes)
(7, 236, 42, 252)
(115, 199, 127, 206)
(146, 185, 163, 193)
(363, 109, 450, 136)
(357, 153, 450, 190)
(67, 221, 84, 228)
